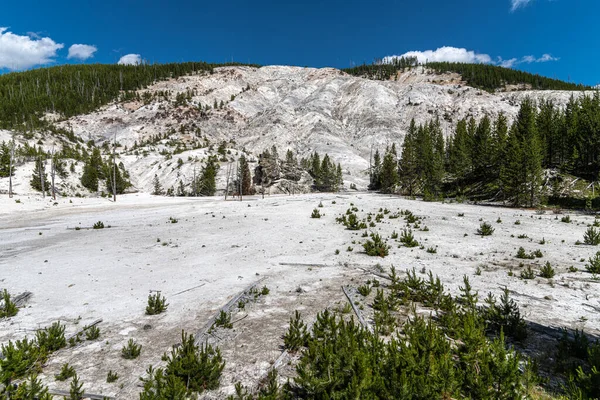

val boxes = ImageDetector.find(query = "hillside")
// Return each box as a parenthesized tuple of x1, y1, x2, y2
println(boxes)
(0, 64, 596, 197)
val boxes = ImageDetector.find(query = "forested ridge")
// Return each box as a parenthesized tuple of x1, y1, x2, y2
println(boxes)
(426, 62, 589, 91)
(0, 61, 259, 130)
(343, 59, 589, 91)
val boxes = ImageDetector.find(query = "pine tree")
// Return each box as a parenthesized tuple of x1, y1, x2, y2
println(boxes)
(370, 149, 382, 190)
(310, 152, 321, 186)
(30, 154, 47, 193)
(0, 141, 12, 177)
(448, 119, 471, 180)
(502, 99, 543, 206)
(152, 174, 163, 195)
(380, 149, 399, 193)
(104, 161, 130, 195)
(238, 155, 252, 196)
(81, 147, 103, 192)
(399, 119, 419, 196)
(491, 113, 508, 184)
(472, 115, 492, 180)
(199, 156, 219, 196)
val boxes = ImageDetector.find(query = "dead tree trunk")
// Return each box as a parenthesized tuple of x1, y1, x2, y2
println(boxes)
(8, 141, 14, 198)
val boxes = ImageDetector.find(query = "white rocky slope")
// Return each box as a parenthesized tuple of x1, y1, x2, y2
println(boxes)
(1, 66, 595, 195)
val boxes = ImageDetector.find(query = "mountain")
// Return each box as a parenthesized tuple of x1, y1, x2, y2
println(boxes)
(0, 64, 595, 196)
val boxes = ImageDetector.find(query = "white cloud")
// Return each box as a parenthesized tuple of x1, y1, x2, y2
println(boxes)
(382, 46, 559, 70)
(499, 58, 518, 68)
(511, 0, 533, 11)
(383, 46, 492, 65)
(67, 44, 97, 60)
(499, 53, 559, 68)
(0, 27, 63, 70)
(117, 53, 142, 65)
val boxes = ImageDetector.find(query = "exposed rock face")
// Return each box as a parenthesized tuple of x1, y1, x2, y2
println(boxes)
(2, 66, 594, 195)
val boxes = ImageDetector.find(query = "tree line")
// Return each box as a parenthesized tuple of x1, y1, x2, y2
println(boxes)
(0, 61, 259, 131)
(373, 93, 600, 207)
(343, 59, 588, 91)
(426, 62, 588, 91)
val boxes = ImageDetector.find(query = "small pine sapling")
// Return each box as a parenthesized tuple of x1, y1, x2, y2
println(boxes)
(121, 339, 142, 359)
(146, 292, 169, 315)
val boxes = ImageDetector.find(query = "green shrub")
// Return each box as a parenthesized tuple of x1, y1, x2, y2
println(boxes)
(283, 311, 310, 352)
(363, 233, 389, 257)
(584, 226, 600, 245)
(482, 288, 528, 341)
(214, 311, 233, 329)
(400, 228, 419, 247)
(477, 222, 495, 236)
(520, 265, 535, 280)
(357, 284, 372, 297)
(539, 262, 556, 278)
(55, 363, 76, 381)
(11, 374, 52, 399)
(92, 221, 104, 229)
(516, 247, 534, 259)
(311, 209, 321, 219)
(121, 339, 142, 359)
(36, 322, 66, 352)
(561, 215, 571, 223)
(85, 325, 100, 340)
(0, 338, 46, 382)
(426, 246, 437, 254)
(260, 286, 270, 296)
(0, 289, 18, 318)
(585, 252, 600, 274)
(107, 370, 119, 383)
(345, 213, 366, 230)
(69, 373, 84, 400)
(162, 331, 225, 394)
(146, 292, 169, 315)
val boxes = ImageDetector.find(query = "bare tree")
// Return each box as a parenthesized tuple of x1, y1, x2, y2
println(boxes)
(50, 147, 56, 200)
(40, 154, 45, 199)
(8, 140, 14, 198)
(112, 133, 117, 202)
(224, 162, 231, 200)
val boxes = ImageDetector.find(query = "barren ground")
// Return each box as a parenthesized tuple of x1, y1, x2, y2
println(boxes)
(1, 192, 599, 398)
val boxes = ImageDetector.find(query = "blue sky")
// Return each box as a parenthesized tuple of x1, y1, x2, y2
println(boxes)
(1, 0, 598, 85)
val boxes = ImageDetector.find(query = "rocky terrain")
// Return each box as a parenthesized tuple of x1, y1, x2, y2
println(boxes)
(1, 66, 596, 197)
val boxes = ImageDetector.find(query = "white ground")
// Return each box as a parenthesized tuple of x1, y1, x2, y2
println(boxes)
(1, 192, 599, 398)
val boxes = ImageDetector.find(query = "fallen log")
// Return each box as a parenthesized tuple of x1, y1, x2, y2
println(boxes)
(194, 277, 266, 345)
(342, 285, 371, 331)
(48, 388, 114, 400)
(12, 291, 32, 307)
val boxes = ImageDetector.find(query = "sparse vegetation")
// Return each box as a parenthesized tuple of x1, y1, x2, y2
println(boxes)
(55, 363, 76, 381)
(146, 292, 169, 315)
(400, 228, 419, 247)
(585, 251, 600, 273)
(107, 370, 119, 383)
(214, 311, 233, 329)
(92, 221, 104, 229)
(311, 209, 321, 219)
(520, 265, 536, 280)
(0, 289, 18, 318)
(121, 339, 142, 359)
(283, 311, 310, 352)
(85, 325, 100, 340)
(363, 232, 389, 257)
(477, 222, 495, 236)
(540, 262, 556, 278)
(583, 226, 600, 245)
